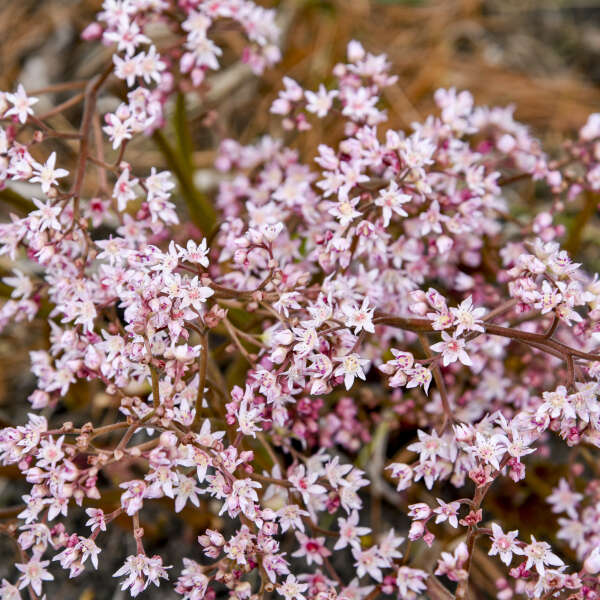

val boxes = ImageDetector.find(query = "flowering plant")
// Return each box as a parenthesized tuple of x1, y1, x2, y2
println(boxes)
(2, 2, 600, 599)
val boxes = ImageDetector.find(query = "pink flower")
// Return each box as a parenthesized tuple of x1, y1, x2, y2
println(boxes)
(333, 353, 370, 390)
(292, 532, 331, 566)
(342, 297, 375, 334)
(407, 430, 447, 463)
(6, 84, 38, 123)
(395, 566, 427, 596)
(304, 85, 338, 118)
(430, 331, 472, 367)
(113, 554, 170, 597)
(488, 523, 523, 566)
(30, 152, 69, 194)
(120, 480, 147, 516)
(173, 474, 201, 513)
(433, 499, 461, 528)
(375, 181, 410, 227)
(288, 465, 327, 505)
(547, 478, 583, 519)
(352, 545, 389, 582)
(523, 536, 564, 575)
(16, 556, 53, 595)
(276, 574, 309, 600)
(334, 511, 371, 550)
(450, 296, 486, 335)
(435, 542, 469, 582)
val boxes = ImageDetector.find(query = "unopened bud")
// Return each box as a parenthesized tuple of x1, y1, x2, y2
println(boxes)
(584, 548, 600, 574)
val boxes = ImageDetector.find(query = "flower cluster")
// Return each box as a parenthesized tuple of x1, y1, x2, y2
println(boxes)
(2, 1, 600, 599)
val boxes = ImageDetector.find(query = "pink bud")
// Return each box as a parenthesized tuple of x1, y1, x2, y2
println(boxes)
(180, 52, 194, 74)
(191, 68, 205, 87)
(81, 22, 102, 41)
(408, 503, 431, 520)
(584, 548, 600, 574)
(436, 235, 453, 254)
(347, 40, 365, 62)
(408, 520, 425, 541)
(423, 530, 435, 547)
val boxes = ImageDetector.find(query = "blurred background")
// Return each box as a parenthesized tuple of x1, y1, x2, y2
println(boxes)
(3, 0, 600, 135)
(1, 0, 600, 597)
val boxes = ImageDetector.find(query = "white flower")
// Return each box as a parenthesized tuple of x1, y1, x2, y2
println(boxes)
(535, 281, 562, 314)
(0, 578, 22, 600)
(145, 168, 176, 202)
(113, 53, 142, 87)
(471, 432, 506, 471)
(523, 535, 563, 575)
(547, 478, 583, 520)
(113, 554, 170, 597)
(488, 523, 523, 566)
(31, 197, 62, 231)
(334, 353, 370, 390)
(30, 152, 69, 194)
(375, 181, 410, 227)
(6, 84, 38, 123)
(430, 331, 472, 367)
(103, 112, 133, 149)
(16, 557, 53, 595)
(178, 239, 210, 267)
(395, 566, 427, 597)
(236, 398, 263, 437)
(407, 429, 447, 463)
(177, 276, 214, 312)
(406, 364, 432, 394)
(450, 296, 486, 335)
(113, 167, 139, 211)
(173, 473, 201, 513)
(2, 269, 33, 299)
(329, 197, 362, 226)
(334, 511, 371, 550)
(537, 385, 576, 421)
(352, 546, 389, 582)
(304, 84, 338, 118)
(433, 499, 461, 528)
(342, 297, 375, 334)
(277, 574, 308, 600)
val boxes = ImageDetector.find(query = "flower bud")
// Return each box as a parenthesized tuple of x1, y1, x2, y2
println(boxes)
(408, 503, 431, 520)
(408, 520, 425, 541)
(584, 548, 600, 574)
(81, 22, 102, 41)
